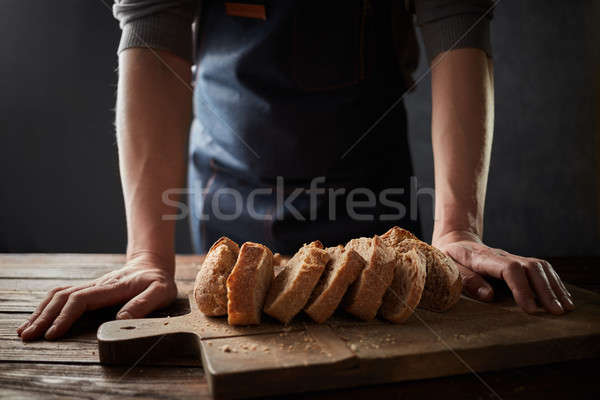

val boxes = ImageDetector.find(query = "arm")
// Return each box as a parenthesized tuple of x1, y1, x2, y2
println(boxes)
(18, 49, 192, 340)
(118, 48, 191, 269)
(429, 48, 574, 314)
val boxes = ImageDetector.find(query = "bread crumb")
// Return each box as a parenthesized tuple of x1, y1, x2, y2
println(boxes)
(349, 344, 358, 352)
(263, 347, 270, 352)
(220, 345, 233, 353)
(249, 344, 257, 351)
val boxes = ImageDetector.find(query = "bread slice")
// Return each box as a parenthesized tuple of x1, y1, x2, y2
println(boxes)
(380, 248, 427, 323)
(226, 242, 274, 325)
(343, 235, 396, 320)
(263, 241, 330, 324)
(194, 237, 240, 316)
(394, 239, 462, 312)
(304, 246, 365, 323)
(380, 226, 418, 247)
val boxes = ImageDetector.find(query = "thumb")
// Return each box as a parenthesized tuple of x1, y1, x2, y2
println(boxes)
(116, 281, 175, 320)
(457, 263, 494, 302)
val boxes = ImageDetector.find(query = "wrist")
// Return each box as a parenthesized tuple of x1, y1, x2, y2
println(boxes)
(432, 200, 483, 242)
(126, 248, 175, 274)
(432, 212, 482, 245)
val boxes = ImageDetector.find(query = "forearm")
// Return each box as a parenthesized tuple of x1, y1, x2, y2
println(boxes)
(116, 48, 192, 271)
(430, 48, 494, 242)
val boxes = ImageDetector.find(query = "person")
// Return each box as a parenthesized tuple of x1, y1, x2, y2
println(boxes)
(18, 0, 574, 341)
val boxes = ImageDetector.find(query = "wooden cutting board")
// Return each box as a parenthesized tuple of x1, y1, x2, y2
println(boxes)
(98, 285, 600, 399)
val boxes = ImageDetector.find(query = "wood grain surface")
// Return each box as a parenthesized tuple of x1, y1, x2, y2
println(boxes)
(1, 254, 599, 399)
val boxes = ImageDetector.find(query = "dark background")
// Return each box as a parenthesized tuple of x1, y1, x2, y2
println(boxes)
(1, 1, 598, 256)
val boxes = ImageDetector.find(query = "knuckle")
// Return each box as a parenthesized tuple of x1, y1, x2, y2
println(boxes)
(104, 277, 121, 287)
(538, 259, 552, 268)
(54, 290, 71, 303)
(48, 287, 65, 296)
(46, 286, 68, 300)
(526, 261, 544, 274)
(505, 261, 523, 275)
(69, 291, 86, 303)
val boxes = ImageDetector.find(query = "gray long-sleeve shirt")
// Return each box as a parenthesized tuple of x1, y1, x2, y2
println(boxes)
(113, 0, 494, 64)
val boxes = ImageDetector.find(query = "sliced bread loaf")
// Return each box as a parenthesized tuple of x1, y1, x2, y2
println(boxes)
(264, 241, 330, 324)
(394, 239, 462, 312)
(343, 235, 396, 321)
(304, 245, 365, 323)
(226, 242, 274, 325)
(380, 248, 427, 323)
(380, 226, 418, 247)
(194, 237, 239, 316)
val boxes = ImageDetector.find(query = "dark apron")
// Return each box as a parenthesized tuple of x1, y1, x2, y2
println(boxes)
(189, 0, 421, 254)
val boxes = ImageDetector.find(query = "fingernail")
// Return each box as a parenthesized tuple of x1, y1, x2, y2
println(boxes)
(17, 321, 29, 334)
(117, 311, 132, 320)
(45, 325, 57, 340)
(22, 324, 36, 339)
(563, 296, 575, 310)
(552, 299, 564, 314)
(477, 287, 492, 301)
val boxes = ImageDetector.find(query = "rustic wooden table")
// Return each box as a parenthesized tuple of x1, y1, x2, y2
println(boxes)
(0, 254, 598, 399)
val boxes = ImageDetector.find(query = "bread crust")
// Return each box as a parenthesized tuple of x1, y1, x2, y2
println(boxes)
(394, 239, 462, 312)
(380, 226, 418, 247)
(194, 237, 240, 316)
(305, 245, 365, 323)
(343, 235, 396, 321)
(380, 248, 427, 323)
(207, 236, 240, 256)
(226, 242, 274, 325)
(264, 241, 330, 324)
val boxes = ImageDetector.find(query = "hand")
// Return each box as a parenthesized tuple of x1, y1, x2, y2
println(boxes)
(433, 230, 575, 315)
(16, 254, 177, 341)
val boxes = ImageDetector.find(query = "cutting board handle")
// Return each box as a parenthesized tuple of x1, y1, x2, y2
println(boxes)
(97, 313, 195, 343)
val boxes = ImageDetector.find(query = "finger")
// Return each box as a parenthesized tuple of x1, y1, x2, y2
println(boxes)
(524, 261, 564, 315)
(20, 286, 86, 341)
(500, 261, 538, 314)
(45, 283, 134, 340)
(536, 260, 574, 311)
(17, 286, 70, 336)
(457, 264, 494, 301)
(117, 282, 174, 320)
(445, 244, 538, 313)
(550, 265, 572, 298)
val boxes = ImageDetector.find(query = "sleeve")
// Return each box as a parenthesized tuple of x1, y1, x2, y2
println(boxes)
(409, 0, 495, 62)
(113, 0, 197, 62)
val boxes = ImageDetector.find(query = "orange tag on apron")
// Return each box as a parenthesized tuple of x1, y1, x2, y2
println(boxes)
(224, 2, 266, 20)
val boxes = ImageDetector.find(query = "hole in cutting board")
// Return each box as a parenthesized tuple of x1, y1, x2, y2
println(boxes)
(120, 326, 136, 330)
